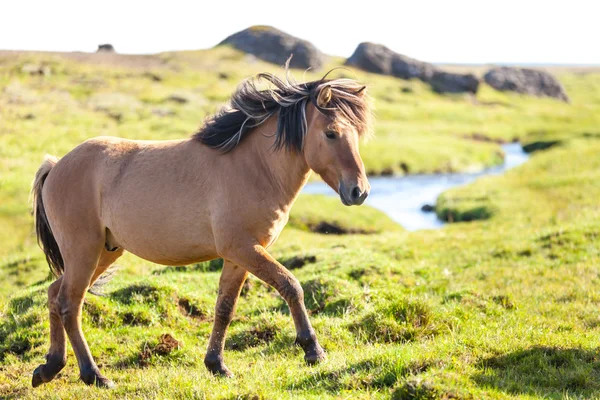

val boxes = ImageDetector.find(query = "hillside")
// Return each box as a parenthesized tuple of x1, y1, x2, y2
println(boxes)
(1, 47, 600, 399)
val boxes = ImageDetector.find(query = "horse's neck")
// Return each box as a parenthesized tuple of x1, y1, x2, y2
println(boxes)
(248, 124, 311, 211)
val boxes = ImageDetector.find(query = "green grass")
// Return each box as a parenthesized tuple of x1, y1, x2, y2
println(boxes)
(1, 48, 600, 399)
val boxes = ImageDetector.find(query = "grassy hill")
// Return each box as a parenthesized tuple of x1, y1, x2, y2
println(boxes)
(1, 47, 599, 399)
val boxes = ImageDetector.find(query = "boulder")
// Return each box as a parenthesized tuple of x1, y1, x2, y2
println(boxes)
(346, 42, 479, 94)
(429, 71, 479, 94)
(97, 44, 116, 53)
(483, 67, 569, 102)
(345, 42, 397, 75)
(219, 26, 324, 70)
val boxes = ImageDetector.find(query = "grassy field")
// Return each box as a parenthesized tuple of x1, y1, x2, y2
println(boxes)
(1, 47, 600, 399)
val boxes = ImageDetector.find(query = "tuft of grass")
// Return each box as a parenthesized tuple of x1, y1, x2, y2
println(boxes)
(351, 296, 447, 343)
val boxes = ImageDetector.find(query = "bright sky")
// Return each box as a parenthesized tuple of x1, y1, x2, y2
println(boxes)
(1, 0, 597, 64)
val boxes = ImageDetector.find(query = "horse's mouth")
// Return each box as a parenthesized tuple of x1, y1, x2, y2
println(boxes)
(339, 192, 351, 206)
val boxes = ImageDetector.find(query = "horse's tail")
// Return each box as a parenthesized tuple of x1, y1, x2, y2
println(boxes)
(31, 154, 64, 278)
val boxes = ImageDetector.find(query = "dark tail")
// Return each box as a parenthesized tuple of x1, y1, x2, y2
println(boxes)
(31, 155, 64, 278)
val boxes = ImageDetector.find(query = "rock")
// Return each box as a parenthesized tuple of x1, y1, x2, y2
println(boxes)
(346, 42, 397, 75)
(421, 204, 435, 212)
(429, 70, 479, 94)
(391, 53, 436, 81)
(219, 25, 324, 69)
(346, 42, 479, 94)
(483, 67, 569, 102)
(97, 44, 115, 53)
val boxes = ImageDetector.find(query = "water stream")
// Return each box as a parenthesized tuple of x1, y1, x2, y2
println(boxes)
(302, 143, 530, 231)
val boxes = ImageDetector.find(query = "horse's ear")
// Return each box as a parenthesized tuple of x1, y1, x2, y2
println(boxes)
(317, 85, 333, 107)
(355, 86, 367, 97)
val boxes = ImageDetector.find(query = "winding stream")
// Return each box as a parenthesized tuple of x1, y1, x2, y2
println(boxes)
(302, 143, 530, 231)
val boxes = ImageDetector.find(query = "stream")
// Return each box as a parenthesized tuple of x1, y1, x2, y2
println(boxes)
(302, 143, 530, 231)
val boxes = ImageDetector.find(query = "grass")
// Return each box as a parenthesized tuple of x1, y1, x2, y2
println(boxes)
(1, 47, 600, 399)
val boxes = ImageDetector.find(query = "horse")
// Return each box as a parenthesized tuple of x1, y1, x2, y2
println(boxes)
(30, 70, 373, 388)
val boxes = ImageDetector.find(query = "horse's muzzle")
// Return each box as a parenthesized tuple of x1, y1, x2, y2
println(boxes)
(339, 182, 369, 206)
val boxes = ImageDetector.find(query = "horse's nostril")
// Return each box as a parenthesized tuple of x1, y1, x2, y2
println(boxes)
(351, 186, 361, 200)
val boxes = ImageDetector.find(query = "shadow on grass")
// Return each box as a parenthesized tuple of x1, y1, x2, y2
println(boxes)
(290, 356, 434, 392)
(472, 346, 600, 397)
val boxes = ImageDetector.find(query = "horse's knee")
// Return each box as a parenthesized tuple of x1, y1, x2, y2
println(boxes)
(279, 278, 304, 304)
(57, 294, 79, 326)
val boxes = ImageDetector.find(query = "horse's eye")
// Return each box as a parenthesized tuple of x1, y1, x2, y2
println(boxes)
(325, 131, 337, 140)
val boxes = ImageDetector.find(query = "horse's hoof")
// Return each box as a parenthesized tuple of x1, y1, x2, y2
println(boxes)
(80, 370, 115, 388)
(95, 377, 115, 389)
(214, 366, 235, 378)
(304, 347, 327, 365)
(32, 366, 44, 388)
(205, 356, 234, 378)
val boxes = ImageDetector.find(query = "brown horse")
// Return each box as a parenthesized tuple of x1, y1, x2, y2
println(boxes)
(30, 70, 372, 388)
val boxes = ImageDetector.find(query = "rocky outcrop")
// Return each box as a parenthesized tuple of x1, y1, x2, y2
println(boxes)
(346, 43, 478, 94)
(219, 26, 324, 69)
(483, 67, 569, 102)
(97, 44, 115, 53)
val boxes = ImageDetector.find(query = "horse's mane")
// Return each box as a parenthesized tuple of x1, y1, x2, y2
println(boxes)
(192, 70, 372, 153)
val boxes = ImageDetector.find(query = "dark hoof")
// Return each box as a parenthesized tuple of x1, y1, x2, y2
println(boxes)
(213, 366, 235, 378)
(80, 369, 115, 388)
(32, 357, 66, 388)
(295, 332, 326, 365)
(304, 346, 327, 365)
(31, 366, 44, 388)
(95, 377, 115, 389)
(205, 355, 234, 378)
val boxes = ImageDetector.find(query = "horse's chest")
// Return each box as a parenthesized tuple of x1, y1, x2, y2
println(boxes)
(256, 208, 290, 248)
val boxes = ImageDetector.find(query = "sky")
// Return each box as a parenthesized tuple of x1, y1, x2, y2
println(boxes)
(1, 0, 597, 65)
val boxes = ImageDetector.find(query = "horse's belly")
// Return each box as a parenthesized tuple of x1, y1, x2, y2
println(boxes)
(104, 202, 217, 266)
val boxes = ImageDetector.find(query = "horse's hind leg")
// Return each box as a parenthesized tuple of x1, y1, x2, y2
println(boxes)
(32, 277, 67, 387)
(32, 248, 123, 387)
(204, 260, 248, 377)
(57, 238, 115, 387)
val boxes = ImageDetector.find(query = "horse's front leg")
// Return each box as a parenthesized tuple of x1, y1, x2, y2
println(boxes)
(224, 243, 326, 364)
(205, 260, 248, 377)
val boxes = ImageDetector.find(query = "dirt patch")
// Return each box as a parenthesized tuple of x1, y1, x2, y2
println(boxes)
(309, 221, 370, 235)
(226, 323, 277, 351)
(178, 297, 207, 320)
(281, 255, 317, 270)
(139, 334, 181, 367)
(120, 310, 153, 326)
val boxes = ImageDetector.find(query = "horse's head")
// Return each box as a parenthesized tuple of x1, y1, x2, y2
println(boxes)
(194, 71, 373, 207)
(304, 80, 373, 206)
